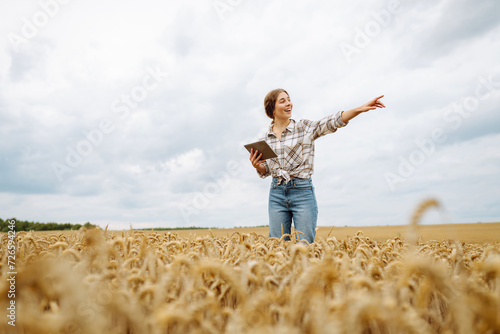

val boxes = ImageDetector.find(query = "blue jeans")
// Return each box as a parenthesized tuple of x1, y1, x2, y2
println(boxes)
(268, 177, 318, 243)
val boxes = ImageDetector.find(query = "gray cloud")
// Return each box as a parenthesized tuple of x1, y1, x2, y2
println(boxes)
(0, 0, 499, 227)
(401, 0, 500, 66)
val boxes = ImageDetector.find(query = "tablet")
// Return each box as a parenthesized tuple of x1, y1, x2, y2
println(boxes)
(244, 140, 277, 160)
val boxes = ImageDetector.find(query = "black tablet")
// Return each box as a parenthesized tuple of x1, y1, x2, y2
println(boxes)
(244, 140, 277, 160)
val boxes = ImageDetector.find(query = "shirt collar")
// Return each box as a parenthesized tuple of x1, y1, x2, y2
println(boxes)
(267, 119, 296, 137)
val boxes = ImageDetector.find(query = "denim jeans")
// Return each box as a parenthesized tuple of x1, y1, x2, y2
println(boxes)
(268, 177, 318, 243)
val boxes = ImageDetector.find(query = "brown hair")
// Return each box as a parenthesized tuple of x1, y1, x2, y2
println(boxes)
(264, 89, 288, 119)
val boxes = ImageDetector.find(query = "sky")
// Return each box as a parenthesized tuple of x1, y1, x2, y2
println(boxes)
(1, 0, 499, 230)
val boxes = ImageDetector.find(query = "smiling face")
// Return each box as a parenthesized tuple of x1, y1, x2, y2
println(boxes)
(273, 91, 293, 121)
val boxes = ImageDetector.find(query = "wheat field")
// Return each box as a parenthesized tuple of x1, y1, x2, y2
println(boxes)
(1, 203, 500, 333)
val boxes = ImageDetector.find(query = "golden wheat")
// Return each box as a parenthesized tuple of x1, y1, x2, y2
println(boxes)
(1, 203, 499, 333)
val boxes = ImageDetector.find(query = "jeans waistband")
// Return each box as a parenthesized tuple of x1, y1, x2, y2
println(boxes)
(272, 177, 311, 186)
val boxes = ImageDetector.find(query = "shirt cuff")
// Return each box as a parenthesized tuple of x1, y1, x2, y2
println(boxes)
(257, 163, 270, 179)
(336, 111, 348, 127)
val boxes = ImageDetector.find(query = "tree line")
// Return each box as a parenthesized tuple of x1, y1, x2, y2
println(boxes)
(0, 218, 97, 232)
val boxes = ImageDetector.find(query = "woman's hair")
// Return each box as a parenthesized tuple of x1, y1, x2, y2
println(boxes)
(264, 88, 288, 119)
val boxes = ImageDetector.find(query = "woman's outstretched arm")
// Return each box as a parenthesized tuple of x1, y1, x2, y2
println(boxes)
(341, 95, 385, 123)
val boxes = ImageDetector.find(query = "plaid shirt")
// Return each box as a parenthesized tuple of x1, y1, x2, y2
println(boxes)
(257, 111, 348, 183)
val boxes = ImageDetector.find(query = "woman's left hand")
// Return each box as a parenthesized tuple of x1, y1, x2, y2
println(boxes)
(357, 95, 385, 113)
(341, 95, 385, 123)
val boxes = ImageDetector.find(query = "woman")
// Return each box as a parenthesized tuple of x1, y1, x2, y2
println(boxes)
(249, 89, 385, 243)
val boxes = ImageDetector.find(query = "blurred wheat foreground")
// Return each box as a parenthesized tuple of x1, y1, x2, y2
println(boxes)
(2, 218, 500, 332)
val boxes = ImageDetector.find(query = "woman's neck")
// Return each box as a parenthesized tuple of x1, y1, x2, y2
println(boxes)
(273, 117, 290, 130)
(272, 118, 291, 140)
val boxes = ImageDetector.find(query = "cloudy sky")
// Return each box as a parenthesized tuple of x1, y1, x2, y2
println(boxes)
(1, 0, 499, 230)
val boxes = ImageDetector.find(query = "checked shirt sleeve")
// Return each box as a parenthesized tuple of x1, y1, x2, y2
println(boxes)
(305, 110, 348, 140)
(256, 160, 270, 179)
